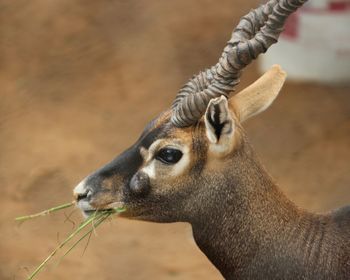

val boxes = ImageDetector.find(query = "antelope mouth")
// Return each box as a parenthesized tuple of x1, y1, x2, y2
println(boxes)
(81, 207, 118, 219)
(82, 209, 97, 218)
(76, 202, 98, 218)
(77, 201, 125, 218)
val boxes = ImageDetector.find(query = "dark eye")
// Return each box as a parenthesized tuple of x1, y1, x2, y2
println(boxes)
(155, 148, 183, 165)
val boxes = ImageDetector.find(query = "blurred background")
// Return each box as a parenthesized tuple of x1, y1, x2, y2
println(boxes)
(1, 0, 349, 279)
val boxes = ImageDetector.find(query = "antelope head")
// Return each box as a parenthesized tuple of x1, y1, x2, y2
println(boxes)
(74, 0, 305, 223)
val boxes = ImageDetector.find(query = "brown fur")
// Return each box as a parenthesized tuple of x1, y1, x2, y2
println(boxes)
(74, 72, 350, 279)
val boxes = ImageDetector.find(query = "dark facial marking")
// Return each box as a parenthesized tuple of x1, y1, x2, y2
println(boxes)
(83, 113, 179, 205)
(88, 145, 143, 182)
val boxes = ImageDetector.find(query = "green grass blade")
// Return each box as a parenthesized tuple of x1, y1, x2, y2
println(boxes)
(24, 206, 126, 280)
(26, 212, 98, 280)
(59, 213, 110, 261)
(113, 207, 126, 213)
(16, 202, 75, 222)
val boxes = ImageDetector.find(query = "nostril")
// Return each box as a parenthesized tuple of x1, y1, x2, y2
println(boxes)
(76, 190, 92, 202)
(76, 193, 87, 201)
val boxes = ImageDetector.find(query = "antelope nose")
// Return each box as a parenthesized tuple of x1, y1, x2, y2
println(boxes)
(73, 179, 92, 202)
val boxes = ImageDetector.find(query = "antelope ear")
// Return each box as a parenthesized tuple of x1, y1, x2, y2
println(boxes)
(230, 65, 287, 122)
(204, 96, 235, 151)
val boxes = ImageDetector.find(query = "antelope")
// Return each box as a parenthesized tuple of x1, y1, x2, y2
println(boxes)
(73, 0, 350, 279)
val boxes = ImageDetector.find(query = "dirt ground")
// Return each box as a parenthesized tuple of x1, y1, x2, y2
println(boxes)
(0, 1, 349, 279)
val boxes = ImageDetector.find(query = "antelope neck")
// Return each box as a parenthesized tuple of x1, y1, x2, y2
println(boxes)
(189, 140, 322, 279)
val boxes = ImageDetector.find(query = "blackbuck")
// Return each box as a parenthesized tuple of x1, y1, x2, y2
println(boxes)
(73, 0, 350, 279)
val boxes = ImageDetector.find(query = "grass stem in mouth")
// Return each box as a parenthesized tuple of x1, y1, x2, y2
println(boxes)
(15, 201, 75, 222)
(59, 212, 110, 262)
(18, 204, 126, 280)
(26, 211, 99, 280)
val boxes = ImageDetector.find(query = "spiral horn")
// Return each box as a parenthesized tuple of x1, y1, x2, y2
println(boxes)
(171, 0, 307, 127)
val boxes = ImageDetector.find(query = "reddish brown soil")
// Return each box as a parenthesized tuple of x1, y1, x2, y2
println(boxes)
(1, 1, 349, 279)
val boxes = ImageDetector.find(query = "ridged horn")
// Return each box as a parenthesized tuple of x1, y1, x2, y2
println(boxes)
(171, 0, 307, 127)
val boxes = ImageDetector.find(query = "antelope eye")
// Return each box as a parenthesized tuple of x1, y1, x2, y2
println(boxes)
(155, 148, 183, 165)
